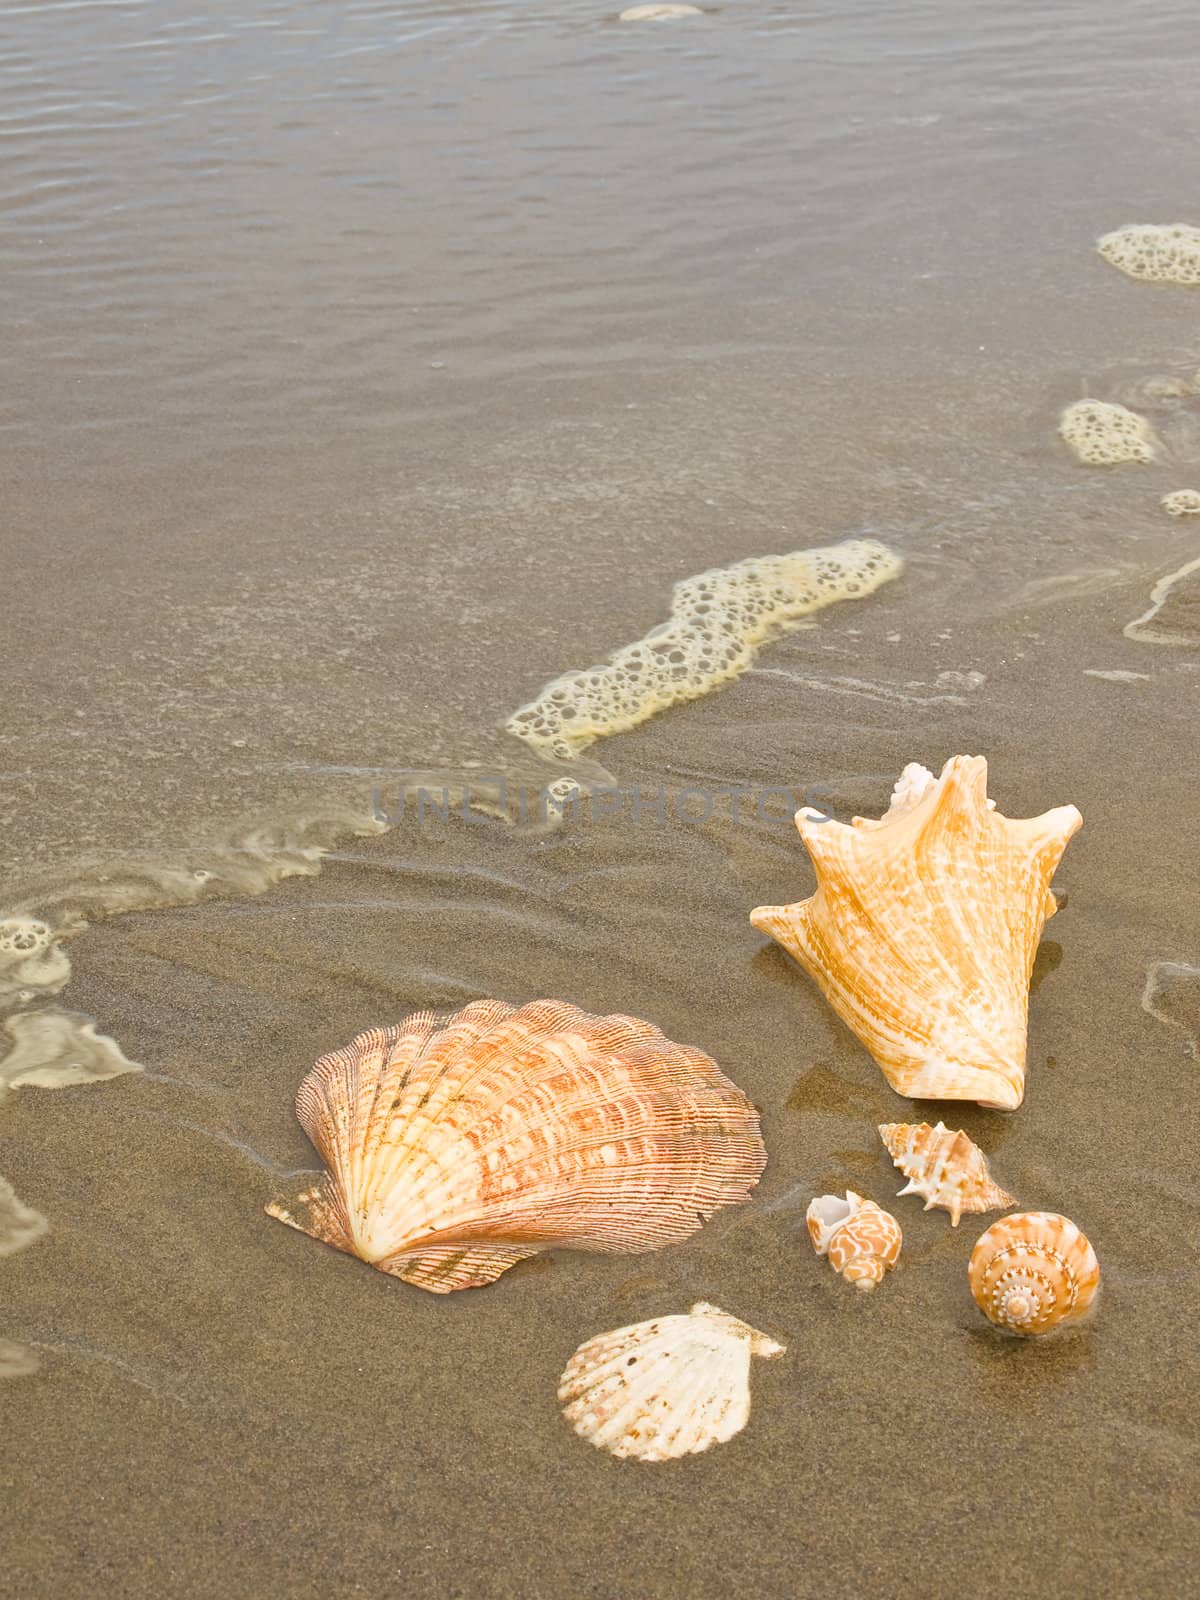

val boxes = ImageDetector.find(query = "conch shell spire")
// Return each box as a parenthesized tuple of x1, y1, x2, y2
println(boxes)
(751, 756, 1081, 1110)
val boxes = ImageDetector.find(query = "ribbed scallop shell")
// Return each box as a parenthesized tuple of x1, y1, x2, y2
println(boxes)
(879, 1121, 1016, 1227)
(969, 1212, 1100, 1336)
(806, 1191, 901, 1290)
(750, 756, 1081, 1110)
(266, 998, 766, 1293)
(558, 1302, 784, 1461)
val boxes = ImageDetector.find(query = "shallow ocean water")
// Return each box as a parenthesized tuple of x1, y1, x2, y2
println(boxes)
(1, 1, 1199, 1595)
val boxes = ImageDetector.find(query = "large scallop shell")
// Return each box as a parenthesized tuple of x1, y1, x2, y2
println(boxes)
(806, 1191, 901, 1290)
(879, 1121, 1016, 1227)
(750, 756, 1081, 1110)
(968, 1212, 1100, 1336)
(558, 1302, 784, 1461)
(265, 998, 766, 1292)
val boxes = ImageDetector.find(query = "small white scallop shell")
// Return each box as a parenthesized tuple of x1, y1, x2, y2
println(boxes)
(558, 1302, 784, 1462)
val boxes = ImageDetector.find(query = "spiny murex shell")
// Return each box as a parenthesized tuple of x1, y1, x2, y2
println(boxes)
(806, 1191, 901, 1291)
(750, 755, 1082, 1110)
(266, 998, 766, 1293)
(969, 1212, 1100, 1336)
(879, 1121, 1016, 1227)
(558, 1302, 784, 1461)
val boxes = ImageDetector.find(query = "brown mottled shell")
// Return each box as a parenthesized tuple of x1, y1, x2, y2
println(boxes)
(751, 755, 1081, 1110)
(806, 1191, 902, 1290)
(879, 1121, 1016, 1226)
(558, 1302, 784, 1461)
(266, 998, 766, 1292)
(968, 1212, 1100, 1336)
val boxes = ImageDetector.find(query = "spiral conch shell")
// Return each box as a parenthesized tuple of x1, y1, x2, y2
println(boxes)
(969, 1212, 1100, 1336)
(266, 998, 766, 1293)
(806, 1191, 901, 1290)
(558, 1302, 784, 1461)
(750, 756, 1082, 1110)
(879, 1121, 1016, 1227)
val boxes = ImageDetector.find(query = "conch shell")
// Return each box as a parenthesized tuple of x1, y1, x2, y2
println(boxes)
(806, 1191, 901, 1290)
(558, 1302, 784, 1461)
(878, 1121, 1016, 1226)
(750, 756, 1081, 1110)
(968, 1212, 1100, 1336)
(266, 998, 766, 1292)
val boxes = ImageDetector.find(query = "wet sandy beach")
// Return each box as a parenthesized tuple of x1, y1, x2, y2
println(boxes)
(2, 2, 1199, 1595)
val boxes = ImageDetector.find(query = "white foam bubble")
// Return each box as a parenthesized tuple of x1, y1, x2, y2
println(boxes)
(0, 1341, 39, 1382)
(1141, 961, 1200, 1058)
(1162, 490, 1200, 517)
(0, 1174, 47, 1259)
(0, 1008, 142, 1098)
(1059, 399, 1156, 465)
(506, 537, 903, 760)
(619, 4, 702, 19)
(1097, 224, 1200, 286)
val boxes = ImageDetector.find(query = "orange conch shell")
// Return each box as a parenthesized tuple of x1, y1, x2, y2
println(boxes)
(558, 1302, 784, 1461)
(266, 998, 766, 1293)
(806, 1191, 902, 1290)
(878, 1121, 1016, 1226)
(750, 755, 1082, 1110)
(968, 1212, 1100, 1336)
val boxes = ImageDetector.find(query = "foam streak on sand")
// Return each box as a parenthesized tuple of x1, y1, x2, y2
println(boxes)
(505, 538, 903, 761)
(1124, 555, 1200, 646)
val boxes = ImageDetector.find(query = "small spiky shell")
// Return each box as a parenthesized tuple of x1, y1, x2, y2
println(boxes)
(266, 998, 766, 1293)
(969, 1212, 1100, 1336)
(558, 1302, 784, 1461)
(750, 756, 1081, 1110)
(878, 1121, 1016, 1227)
(806, 1191, 901, 1290)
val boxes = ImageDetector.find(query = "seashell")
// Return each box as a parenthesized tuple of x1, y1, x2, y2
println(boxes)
(750, 755, 1081, 1110)
(266, 998, 766, 1293)
(969, 1212, 1100, 1336)
(806, 1191, 901, 1291)
(878, 1121, 1016, 1227)
(558, 1301, 784, 1461)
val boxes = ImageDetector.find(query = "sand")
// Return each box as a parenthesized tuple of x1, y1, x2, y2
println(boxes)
(2, 0, 1199, 1595)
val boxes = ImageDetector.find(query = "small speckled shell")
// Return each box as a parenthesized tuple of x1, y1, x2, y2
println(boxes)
(879, 1121, 1016, 1226)
(751, 756, 1081, 1110)
(558, 1302, 785, 1461)
(806, 1191, 901, 1290)
(266, 998, 765, 1292)
(968, 1212, 1100, 1336)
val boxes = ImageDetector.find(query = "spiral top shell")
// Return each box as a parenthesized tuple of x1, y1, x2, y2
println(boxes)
(266, 998, 766, 1292)
(968, 1212, 1100, 1336)
(750, 755, 1081, 1109)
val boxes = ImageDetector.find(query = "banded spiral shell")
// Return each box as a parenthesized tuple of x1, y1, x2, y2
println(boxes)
(879, 1121, 1016, 1227)
(968, 1212, 1100, 1336)
(558, 1302, 784, 1461)
(266, 998, 766, 1293)
(806, 1191, 901, 1290)
(750, 755, 1081, 1110)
